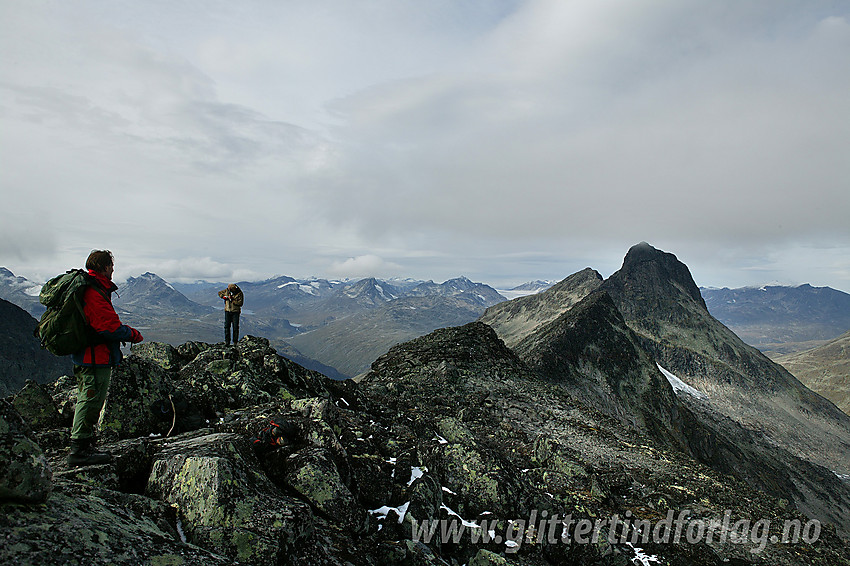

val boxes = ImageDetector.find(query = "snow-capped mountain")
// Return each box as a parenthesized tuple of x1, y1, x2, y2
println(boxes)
(0, 267, 44, 318)
(114, 273, 213, 316)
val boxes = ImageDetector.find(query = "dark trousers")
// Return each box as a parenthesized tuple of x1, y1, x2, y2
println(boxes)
(224, 311, 240, 345)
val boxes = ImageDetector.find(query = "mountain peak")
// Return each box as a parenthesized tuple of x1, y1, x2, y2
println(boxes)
(611, 242, 705, 308)
(622, 241, 662, 264)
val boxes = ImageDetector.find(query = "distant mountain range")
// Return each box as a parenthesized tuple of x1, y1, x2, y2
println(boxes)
(701, 284, 850, 355)
(0, 267, 45, 318)
(4, 264, 848, 384)
(0, 268, 511, 380)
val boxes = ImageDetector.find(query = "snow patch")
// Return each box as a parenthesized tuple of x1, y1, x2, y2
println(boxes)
(656, 364, 708, 400)
(369, 501, 410, 526)
(408, 466, 427, 486)
(628, 543, 660, 565)
(440, 504, 481, 529)
(299, 284, 318, 295)
(24, 285, 42, 297)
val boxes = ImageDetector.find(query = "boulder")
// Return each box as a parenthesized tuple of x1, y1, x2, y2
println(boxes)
(0, 479, 228, 565)
(0, 400, 51, 502)
(100, 356, 183, 440)
(146, 431, 314, 565)
(407, 472, 443, 522)
(282, 446, 369, 533)
(130, 341, 184, 371)
(12, 379, 62, 429)
(49, 374, 78, 426)
(178, 342, 292, 411)
(470, 549, 509, 566)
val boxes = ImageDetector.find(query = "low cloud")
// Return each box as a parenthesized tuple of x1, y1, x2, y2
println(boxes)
(328, 255, 402, 279)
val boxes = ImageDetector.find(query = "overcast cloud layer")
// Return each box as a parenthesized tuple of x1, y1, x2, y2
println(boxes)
(2, 1, 849, 291)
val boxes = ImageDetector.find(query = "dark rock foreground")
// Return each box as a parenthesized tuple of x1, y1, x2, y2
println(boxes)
(2, 331, 848, 565)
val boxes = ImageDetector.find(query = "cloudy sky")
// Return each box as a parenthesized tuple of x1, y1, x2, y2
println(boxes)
(2, 1, 849, 292)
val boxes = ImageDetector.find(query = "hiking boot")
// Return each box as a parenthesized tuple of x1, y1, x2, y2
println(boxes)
(67, 438, 112, 467)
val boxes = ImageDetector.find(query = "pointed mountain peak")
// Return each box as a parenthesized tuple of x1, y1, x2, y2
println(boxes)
(139, 272, 164, 281)
(622, 241, 664, 264)
(609, 242, 705, 308)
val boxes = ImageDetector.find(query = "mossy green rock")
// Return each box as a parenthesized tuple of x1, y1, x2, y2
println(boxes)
(146, 432, 313, 565)
(101, 356, 178, 439)
(283, 447, 369, 533)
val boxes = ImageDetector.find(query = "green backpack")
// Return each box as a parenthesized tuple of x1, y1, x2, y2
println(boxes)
(34, 269, 102, 356)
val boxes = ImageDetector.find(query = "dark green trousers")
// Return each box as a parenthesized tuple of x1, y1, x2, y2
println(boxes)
(70, 365, 111, 441)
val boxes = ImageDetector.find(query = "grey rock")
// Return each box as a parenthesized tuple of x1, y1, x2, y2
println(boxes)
(0, 400, 51, 502)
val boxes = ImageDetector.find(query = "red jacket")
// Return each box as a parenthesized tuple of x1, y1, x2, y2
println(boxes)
(71, 270, 143, 367)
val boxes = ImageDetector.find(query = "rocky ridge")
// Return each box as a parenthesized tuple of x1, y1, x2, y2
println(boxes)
(2, 327, 848, 564)
(599, 243, 850, 475)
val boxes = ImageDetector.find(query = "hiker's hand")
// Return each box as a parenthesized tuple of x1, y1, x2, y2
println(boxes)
(130, 328, 143, 343)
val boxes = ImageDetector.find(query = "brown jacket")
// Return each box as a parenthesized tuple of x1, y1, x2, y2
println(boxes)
(218, 284, 244, 313)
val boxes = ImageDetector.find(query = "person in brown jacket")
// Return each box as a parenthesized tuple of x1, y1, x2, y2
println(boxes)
(218, 283, 244, 346)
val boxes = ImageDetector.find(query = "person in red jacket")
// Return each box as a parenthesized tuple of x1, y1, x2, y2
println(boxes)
(68, 250, 143, 467)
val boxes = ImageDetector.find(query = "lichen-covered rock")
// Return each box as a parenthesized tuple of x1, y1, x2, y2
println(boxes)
(436, 442, 507, 517)
(176, 340, 210, 362)
(12, 379, 62, 429)
(0, 479, 228, 565)
(282, 446, 369, 533)
(177, 340, 294, 412)
(131, 341, 184, 371)
(0, 400, 51, 502)
(145, 432, 314, 565)
(470, 549, 509, 566)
